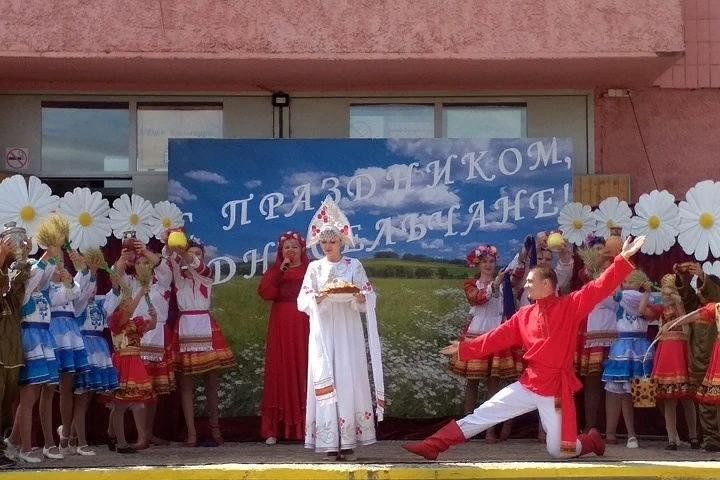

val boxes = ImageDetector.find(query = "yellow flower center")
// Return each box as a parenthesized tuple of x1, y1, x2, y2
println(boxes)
(606, 220, 615, 229)
(162, 217, 172, 229)
(699, 212, 715, 230)
(572, 219, 584, 230)
(20, 205, 36, 222)
(129, 214, 139, 226)
(647, 215, 661, 230)
(78, 212, 93, 227)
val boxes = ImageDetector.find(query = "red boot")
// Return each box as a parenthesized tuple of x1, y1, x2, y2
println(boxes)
(402, 420, 466, 460)
(578, 428, 605, 457)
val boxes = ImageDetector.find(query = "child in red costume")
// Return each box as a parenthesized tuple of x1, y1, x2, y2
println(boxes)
(108, 284, 156, 454)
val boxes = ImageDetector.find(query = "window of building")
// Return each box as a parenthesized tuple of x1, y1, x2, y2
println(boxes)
(349, 104, 434, 138)
(42, 102, 130, 175)
(137, 103, 223, 171)
(443, 105, 527, 138)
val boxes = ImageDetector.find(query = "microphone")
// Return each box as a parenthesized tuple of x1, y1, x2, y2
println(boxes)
(281, 253, 295, 272)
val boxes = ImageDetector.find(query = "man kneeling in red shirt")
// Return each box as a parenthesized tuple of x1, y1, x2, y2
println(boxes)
(403, 235, 646, 460)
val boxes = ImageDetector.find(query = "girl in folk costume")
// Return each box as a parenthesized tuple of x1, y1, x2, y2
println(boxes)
(258, 231, 310, 444)
(297, 197, 384, 459)
(666, 302, 720, 406)
(169, 234, 234, 447)
(601, 270, 659, 448)
(108, 282, 156, 454)
(650, 274, 698, 450)
(575, 235, 617, 432)
(69, 250, 121, 456)
(0, 226, 30, 466)
(5, 247, 60, 463)
(42, 254, 91, 458)
(108, 235, 173, 449)
(450, 244, 521, 443)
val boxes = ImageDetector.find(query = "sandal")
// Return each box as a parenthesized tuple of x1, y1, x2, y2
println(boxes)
(42, 445, 64, 459)
(150, 436, 169, 446)
(16, 449, 42, 464)
(210, 424, 224, 446)
(498, 422, 512, 442)
(76, 445, 97, 456)
(183, 433, 197, 447)
(57, 426, 74, 456)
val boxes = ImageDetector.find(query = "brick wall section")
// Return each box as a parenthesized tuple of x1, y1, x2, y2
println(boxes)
(655, 0, 720, 88)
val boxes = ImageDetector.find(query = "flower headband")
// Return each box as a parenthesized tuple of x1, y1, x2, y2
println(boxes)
(585, 234, 605, 248)
(466, 244, 498, 267)
(188, 234, 205, 250)
(279, 230, 305, 246)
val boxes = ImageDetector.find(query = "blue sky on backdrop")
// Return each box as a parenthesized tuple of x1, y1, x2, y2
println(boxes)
(169, 138, 572, 266)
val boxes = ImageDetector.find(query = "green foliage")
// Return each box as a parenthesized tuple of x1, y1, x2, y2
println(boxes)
(209, 273, 470, 418)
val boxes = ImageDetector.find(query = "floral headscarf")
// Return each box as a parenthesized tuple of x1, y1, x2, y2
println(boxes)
(275, 230, 309, 269)
(585, 234, 606, 249)
(466, 244, 498, 267)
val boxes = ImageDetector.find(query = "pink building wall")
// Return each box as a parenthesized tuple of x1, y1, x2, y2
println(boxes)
(0, 0, 683, 91)
(596, 0, 720, 202)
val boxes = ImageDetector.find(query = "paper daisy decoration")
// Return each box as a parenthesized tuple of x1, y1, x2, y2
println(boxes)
(702, 260, 720, 279)
(0, 175, 59, 253)
(152, 201, 185, 241)
(58, 187, 112, 252)
(593, 197, 632, 239)
(109, 194, 156, 243)
(677, 180, 720, 261)
(630, 189, 680, 255)
(558, 202, 596, 246)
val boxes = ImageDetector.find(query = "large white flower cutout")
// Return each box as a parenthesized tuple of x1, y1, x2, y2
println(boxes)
(702, 260, 720, 279)
(152, 201, 185, 241)
(593, 197, 632, 239)
(630, 189, 680, 255)
(58, 187, 111, 252)
(677, 180, 720, 261)
(0, 175, 59, 253)
(558, 202, 596, 246)
(109, 194, 155, 243)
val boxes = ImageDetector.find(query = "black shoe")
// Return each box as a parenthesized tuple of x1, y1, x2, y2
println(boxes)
(0, 455, 16, 469)
(704, 443, 720, 452)
(340, 449, 354, 455)
(690, 438, 701, 450)
(665, 442, 678, 451)
(116, 446, 137, 454)
(107, 437, 117, 452)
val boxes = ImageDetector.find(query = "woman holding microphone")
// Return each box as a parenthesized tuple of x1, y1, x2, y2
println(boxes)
(258, 231, 310, 445)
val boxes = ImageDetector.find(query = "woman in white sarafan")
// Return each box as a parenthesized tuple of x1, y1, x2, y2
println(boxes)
(297, 197, 384, 458)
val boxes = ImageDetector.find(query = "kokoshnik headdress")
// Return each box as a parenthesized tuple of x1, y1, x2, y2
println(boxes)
(306, 196, 355, 247)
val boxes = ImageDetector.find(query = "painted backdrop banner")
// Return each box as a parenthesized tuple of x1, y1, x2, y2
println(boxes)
(168, 138, 573, 418)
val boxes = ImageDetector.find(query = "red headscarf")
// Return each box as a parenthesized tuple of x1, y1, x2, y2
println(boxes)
(275, 230, 309, 270)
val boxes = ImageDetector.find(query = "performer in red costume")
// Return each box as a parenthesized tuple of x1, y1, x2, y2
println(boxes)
(257, 231, 310, 444)
(402, 235, 646, 460)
